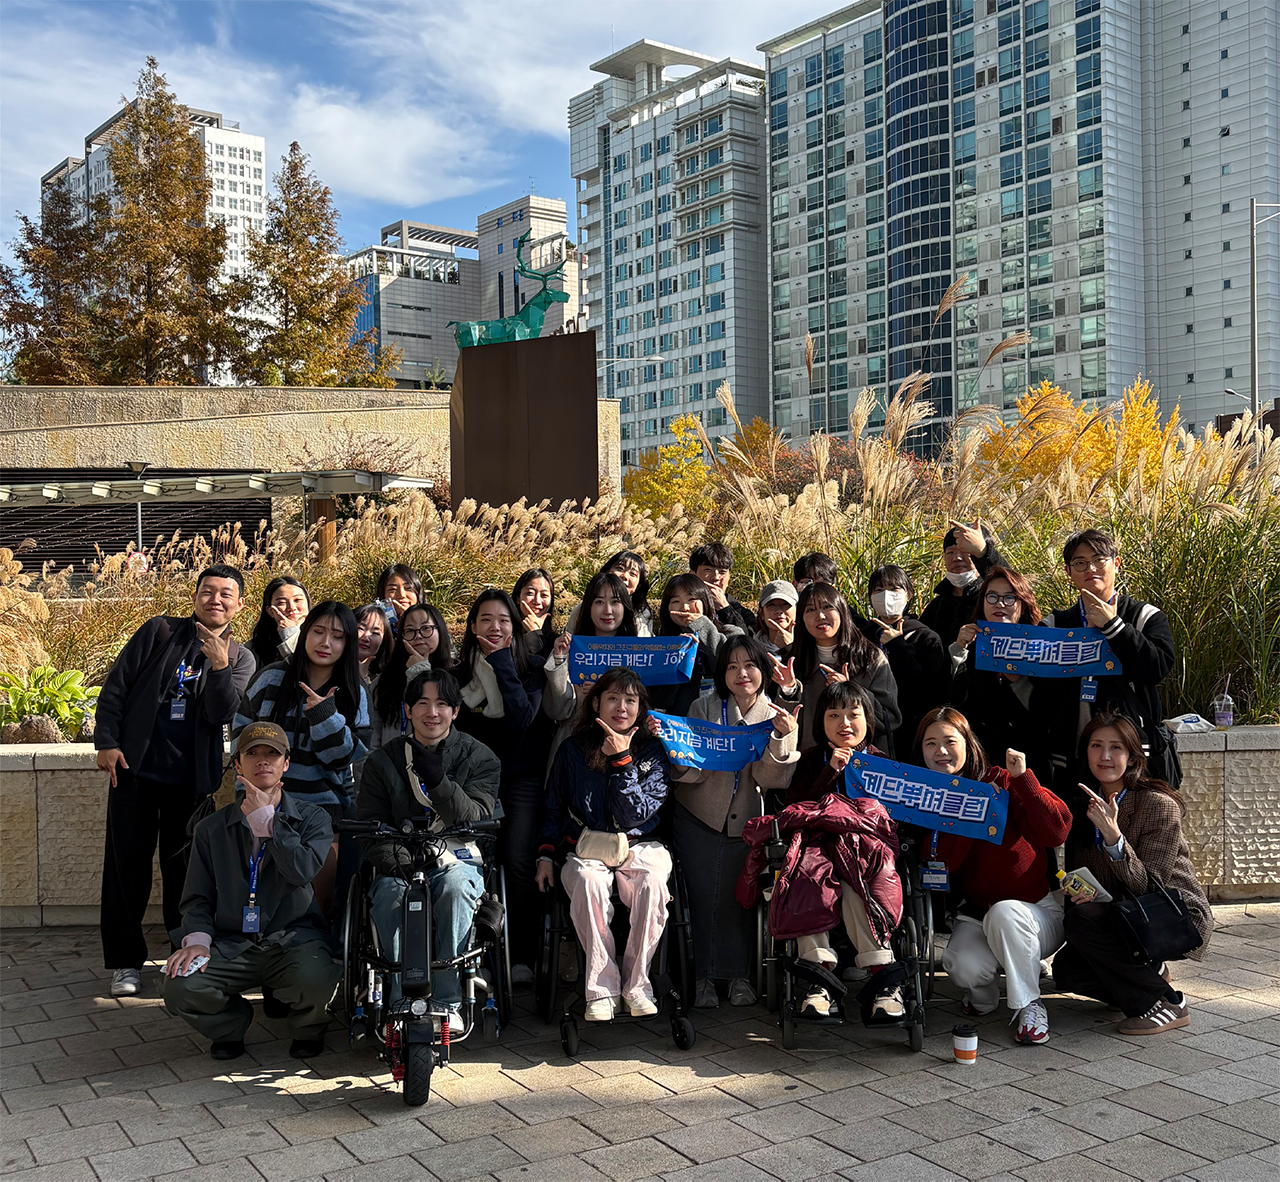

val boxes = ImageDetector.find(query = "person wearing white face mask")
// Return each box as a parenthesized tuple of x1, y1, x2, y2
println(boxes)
(858, 565, 948, 757)
(919, 518, 1007, 649)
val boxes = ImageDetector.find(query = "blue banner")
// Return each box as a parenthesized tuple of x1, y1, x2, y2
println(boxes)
(974, 620, 1121, 679)
(650, 710, 775, 772)
(843, 751, 1008, 845)
(568, 634, 698, 687)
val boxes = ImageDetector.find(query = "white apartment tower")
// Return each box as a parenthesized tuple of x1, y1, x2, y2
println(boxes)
(760, 0, 1279, 443)
(476, 195, 580, 331)
(570, 41, 770, 467)
(42, 105, 267, 287)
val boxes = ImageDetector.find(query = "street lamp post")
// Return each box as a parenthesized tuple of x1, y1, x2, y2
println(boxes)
(1249, 198, 1280, 418)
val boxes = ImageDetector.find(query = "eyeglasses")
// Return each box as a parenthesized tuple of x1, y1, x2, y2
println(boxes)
(402, 625, 437, 640)
(1069, 556, 1113, 573)
(984, 592, 1020, 608)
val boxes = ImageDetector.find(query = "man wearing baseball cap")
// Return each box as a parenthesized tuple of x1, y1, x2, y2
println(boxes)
(162, 722, 340, 1061)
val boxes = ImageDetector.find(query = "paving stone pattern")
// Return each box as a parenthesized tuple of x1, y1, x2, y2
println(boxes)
(1, 904, 1277, 1181)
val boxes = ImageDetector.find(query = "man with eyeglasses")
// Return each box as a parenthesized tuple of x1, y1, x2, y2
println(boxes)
(1044, 529, 1178, 788)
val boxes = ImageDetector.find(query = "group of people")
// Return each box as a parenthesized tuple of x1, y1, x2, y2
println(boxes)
(92, 525, 1210, 1061)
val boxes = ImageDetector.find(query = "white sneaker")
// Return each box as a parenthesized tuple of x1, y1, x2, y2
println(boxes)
(110, 968, 141, 997)
(800, 987, 832, 1018)
(584, 996, 617, 1022)
(728, 977, 757, 1007)
(510, 963, 534, 987)
(625, 991, 658, 1017)
(1013, 999, 1050, 1045)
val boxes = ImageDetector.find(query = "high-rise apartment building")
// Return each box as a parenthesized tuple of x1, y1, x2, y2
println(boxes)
(569, 41, 770, 467)
(760, 0, 1279, 442)
(476, 195, 580, 331)
(42, 105, 267, 287)
(345, 222, 482, 389)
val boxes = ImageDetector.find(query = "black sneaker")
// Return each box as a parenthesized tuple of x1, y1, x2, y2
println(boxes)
(211, 1040, 245, 1061)
(290, 1038, 326, 1059)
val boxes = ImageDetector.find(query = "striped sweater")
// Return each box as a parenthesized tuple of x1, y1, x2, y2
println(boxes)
(233, 662, 372, 806)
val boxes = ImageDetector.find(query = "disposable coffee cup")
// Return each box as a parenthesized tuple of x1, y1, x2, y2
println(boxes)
(952, 1023, 978, 1065)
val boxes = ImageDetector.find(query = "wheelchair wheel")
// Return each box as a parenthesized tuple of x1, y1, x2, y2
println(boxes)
(535, 907, 555, 1024)
(755, 905, 768, 1003)
(340, 872, 372, 1041)
(765, 942, 781, 1013)
(671, 1015, 696, 1051)
(923, 887, 936, 1001)
(780, 999, 798, 1050)
(403, 1042, 433, 1107)
(909, 1012, 925, 1053)
(560, 1016, 580, 1058)
(496, 867, 515, 1022)
(481, 1003, 500, 1044)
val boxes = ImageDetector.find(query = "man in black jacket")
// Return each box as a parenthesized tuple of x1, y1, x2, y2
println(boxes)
(163, 722, 339, 1060)
(1044, 528, 1178, 786)
(692, 542, 759, 634)
(95, 563, 257, 997)
(920, 518, 1007, 649)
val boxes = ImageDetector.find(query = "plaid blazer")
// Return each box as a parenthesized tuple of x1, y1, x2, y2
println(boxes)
(1067, 785, 1212, 960)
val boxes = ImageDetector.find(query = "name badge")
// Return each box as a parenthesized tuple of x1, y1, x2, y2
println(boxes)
(922, 862, 949, 891)
(1080, 678, 1098, 703)
(170, 698, 187, 721)
(241, 905, 260, 933)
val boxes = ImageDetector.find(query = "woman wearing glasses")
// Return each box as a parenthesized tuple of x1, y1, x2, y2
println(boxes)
(370, 603, 455, 748)
(948, 566, 1060, 789)
(1042, 529, 1178, 790)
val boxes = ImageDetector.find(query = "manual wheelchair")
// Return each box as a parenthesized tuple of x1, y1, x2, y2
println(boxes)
(534, 851, 697, 1058)
(335, 816, 512, 1106)
(757, 819, 935, 1052)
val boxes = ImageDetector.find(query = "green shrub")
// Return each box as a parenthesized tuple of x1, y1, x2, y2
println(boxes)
(0, 666, 101, 733)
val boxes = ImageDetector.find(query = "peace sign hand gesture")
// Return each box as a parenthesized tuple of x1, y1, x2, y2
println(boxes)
(767, 701, 802, 738)
(299, 682, 337, 711)
(595, 718, 637, 756)
(948, 516, 987, 557)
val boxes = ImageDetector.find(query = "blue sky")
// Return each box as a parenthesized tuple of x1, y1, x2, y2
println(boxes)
(0, 0, 793, 256)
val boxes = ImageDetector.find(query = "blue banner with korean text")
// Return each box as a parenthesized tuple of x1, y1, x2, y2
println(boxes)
(649, 710, 775, 773)
(843, 751, 1008, 845)
(568, 634, 698, 687)
(974, 620, 1121, 679)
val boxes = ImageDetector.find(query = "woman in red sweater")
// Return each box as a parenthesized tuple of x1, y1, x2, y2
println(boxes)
(916, 707, 1072, 1045)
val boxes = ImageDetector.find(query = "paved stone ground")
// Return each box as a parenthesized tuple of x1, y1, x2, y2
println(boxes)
(2, 905, 1278, 1182)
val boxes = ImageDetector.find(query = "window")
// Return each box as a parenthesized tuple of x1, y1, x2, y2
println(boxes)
(826, 80, 846, 109)
(1221, 48, 1229, 59)
(864, 29, 882, 64)
(954, 132, 976, 164)
(1224, 278, 1232, 289)
(707, 349, 727, 369)
(1027, 145, 1051, 178)
(1186, 373, 1195, 384)
(1220, 126, 1231, 137)
(999, 47, 1022, 80)
(1079, 165, 1103, 200)
(865, 96, 883, 127)
(864, 64, 883, 95)
(657, 166, 671, 186)
(954, 28, 974, 61)
(1002, 258, 1025, 290)
(658, 135, 671, 155)
(1223, 240, 1232, 251)
(1078, 128, 1102, 164)
(1082, 354, 1106, 399)
(867, 291, 886, 320)
(1025, 0, 1049, 35)
(1030, 292, 1053, 321)
(1077, 17, 1102, 54)
(1000, 117, 1023, 151)
(1225, 317, 1233, 328)
(999, 12, 1020, 43)
(1222, 88, 1230, 98)
(1001, 188, 1024, 220)
(771, 102, 788, 131)
(614, 152, 629, 172)
(1026, 72, 1050, 107)
(866, 128, 884, 159)
(703, 114, 723, 137)
(1027, 179, 1052, 213)
(1184, 212, 1193, 223)
(707, 321, 726, 341)
(638, 142, 652, 163)
(1223, 202, 1231, 214)
(954, 64, 975, 96)
(1002, 294, 1026, 325)
(1183, 100, 1191, 110)
(770, 68, 787, 101)
(1081, 277, 1105, 311)
(1029, 252, 1053, 285)
(1081, 314, 1106, 348)
(826, 45, 844, 77)
(1077, 92, 1101, 128)
(1001, 153, 1024, 187)
(1077, 53, 1101, 91)
(955, 234, 978, 266)
(1000, 83, 1022, 116)
(866, 225, 884, 256)
(955, 97, 976, 130)
(805, 54, 822, 88)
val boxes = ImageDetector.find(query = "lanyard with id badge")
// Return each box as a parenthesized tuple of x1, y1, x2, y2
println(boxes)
(169, 657, 201, 721)
(921, 829, 949, 892)
(243, 844, 267, 933)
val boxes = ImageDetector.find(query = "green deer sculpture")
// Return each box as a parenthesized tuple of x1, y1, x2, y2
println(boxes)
(450, 230, 570, 348)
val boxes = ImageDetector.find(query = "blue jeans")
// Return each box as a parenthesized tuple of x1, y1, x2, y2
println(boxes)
(369, 861, 484, 1007)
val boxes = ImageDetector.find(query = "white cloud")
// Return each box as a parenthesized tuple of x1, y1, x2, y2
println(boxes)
(1, 0, 798, 252)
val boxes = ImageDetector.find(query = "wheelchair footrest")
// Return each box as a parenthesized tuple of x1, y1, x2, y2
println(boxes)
(783, 957, 848, 999)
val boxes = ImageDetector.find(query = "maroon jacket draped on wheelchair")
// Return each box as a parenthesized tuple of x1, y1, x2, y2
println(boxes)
(736, 793, 903, 942)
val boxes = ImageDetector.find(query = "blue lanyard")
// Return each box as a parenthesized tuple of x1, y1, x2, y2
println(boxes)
(722, 699, 741, 799)
(1094, 789, 1126, 848)
(930, 830, 939, 859)
(174, 658, 200, 696)
(247, 844, 267, 908)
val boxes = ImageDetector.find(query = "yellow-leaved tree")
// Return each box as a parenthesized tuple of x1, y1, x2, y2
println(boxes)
(622, 414, 714, 519)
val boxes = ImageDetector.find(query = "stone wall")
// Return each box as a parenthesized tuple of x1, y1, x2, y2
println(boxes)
(2, 727, 1277, 926)
(1, 385, 621, 494)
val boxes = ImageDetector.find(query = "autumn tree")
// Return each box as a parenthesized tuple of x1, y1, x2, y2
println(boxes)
(236, 142, 399, 387)
(622, 414, 714, 518)
(95, 58, 243, 384)
(0, 181, 108, 384)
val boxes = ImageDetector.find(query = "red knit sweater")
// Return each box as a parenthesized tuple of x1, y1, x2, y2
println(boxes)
(937, 768, 1072, 915)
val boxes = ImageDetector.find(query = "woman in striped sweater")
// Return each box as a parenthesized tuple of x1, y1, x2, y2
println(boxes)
(234, 600, 372, 918)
